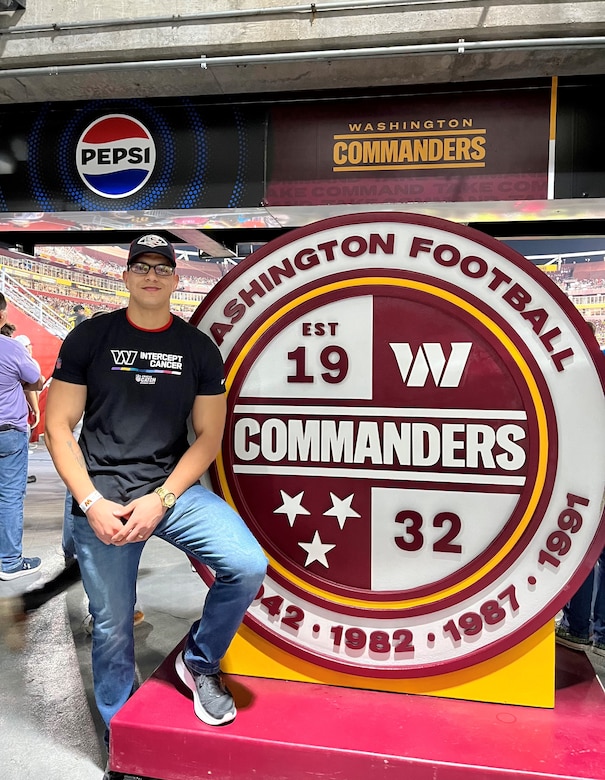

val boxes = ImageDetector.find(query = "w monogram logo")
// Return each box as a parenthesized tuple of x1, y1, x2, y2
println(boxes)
(390, 342, 472, 388)
(111, 350, 138, 366)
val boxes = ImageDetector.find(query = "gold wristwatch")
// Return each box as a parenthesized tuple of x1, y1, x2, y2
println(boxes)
(154, 486, 176, 509)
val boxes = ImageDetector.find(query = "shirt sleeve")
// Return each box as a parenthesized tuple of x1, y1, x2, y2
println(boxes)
(196, 331, 226, 396)
(52, 323, 92, 385)
(17, 346, 41, 385)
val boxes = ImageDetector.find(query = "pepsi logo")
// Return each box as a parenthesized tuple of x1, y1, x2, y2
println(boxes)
(76, 114, 156, 199)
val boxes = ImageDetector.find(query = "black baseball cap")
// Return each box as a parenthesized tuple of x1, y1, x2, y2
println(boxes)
(128, 235, 176, 267)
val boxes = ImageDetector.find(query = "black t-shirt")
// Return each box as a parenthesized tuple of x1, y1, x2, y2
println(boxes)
(53, 308, 225, 507)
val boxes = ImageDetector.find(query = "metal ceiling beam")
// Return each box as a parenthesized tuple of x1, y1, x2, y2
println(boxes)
(0, 35, 604, 80)
(0, 1, 25, 11)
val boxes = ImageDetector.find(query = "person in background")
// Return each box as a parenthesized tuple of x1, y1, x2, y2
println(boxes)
(72, 304, 87, 327)
(45, 235, 267, 780)
(1, 327, 38, 481)
(14, 334, 40, 485)
(555, 319, 605, 656)
(0, 293, 45, 579)
(556, 549, 605, 656)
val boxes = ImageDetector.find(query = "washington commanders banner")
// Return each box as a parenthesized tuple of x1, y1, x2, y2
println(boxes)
(0, 81, 583, 213)
(265, 87, 551, 206)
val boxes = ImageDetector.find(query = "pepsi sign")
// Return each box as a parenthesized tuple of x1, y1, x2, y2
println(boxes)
(76, 114, 156, 199)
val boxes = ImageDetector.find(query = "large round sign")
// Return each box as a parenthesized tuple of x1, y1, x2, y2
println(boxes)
(75, 114, 156, 199)
(191, 213, 605, 678)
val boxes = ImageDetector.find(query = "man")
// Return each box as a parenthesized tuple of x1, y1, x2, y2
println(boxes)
(45, 235, 267, 780)
(0, 293, 44, 579)
(0, 320, 16, 337)
(72, 303, 87, 327)
(555, 320, 605, 657)
(14, 334, 40, 484)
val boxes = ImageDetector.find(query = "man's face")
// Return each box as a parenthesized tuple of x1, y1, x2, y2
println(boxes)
(123, 252, 179, 306)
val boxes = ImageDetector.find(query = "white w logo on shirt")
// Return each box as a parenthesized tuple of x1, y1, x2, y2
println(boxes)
(390, 342, 472, 387)
(111, 350, 138, 366)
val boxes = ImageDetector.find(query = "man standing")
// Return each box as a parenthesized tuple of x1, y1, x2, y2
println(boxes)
(72, 303, 87, 327)
(45, 235, 267, 780)
(14, 333, 40, 484)
(0, 293, 44, 579)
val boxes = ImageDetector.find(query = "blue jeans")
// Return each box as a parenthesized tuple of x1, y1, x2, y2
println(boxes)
(72, 483, 267, 727)
(62, 490, 77, 559)
(62, 419, 83, 560)
(561, 547, 605, 645)
(0, 428, 29, 572)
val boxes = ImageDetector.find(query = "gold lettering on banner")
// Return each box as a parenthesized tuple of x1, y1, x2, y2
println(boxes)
(333, 118, 486, 172)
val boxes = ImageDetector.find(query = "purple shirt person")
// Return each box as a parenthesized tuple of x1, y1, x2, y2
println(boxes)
(0, 293, 45, 579)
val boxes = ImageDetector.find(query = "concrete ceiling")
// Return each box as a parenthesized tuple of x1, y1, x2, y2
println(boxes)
(0, 2, 604, 105)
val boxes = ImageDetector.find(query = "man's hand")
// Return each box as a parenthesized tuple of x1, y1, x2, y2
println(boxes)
(85, 498, 134, 545)
(22, 375, 45, 392)
(110, 493, 166, 546)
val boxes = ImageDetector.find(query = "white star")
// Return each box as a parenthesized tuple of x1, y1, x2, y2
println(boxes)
(298, 531, 336, 568)
(323, 492, 361, 529)
(274, 490, 310, 527)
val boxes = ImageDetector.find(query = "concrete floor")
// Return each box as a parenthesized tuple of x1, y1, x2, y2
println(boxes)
(2, 444, 604, 780)
(0, 443, 207, 780)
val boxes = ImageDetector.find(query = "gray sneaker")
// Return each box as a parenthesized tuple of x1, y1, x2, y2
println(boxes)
(175, 652, 236, 725)
(102, 765, 124, 780)
(555, 624, 591, 651)
(592, 642, 605, 657)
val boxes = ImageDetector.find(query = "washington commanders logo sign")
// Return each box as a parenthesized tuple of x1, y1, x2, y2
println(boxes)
(193, 213, 605, 678)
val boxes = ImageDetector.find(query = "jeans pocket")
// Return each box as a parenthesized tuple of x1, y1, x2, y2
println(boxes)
(0, 429, 27, 457)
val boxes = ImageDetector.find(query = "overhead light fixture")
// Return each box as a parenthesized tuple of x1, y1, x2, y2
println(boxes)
(0, 1, 26, 9)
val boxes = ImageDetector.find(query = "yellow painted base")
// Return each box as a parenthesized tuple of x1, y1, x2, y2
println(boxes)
(223, 620, 555, 708)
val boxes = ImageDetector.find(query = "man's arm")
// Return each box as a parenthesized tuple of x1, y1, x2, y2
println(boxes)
(46, 378, 134, 544)
(22, 376, 44, 392)
(24, 388, 40, 429)
(44, 378, 90, 499)
(111, 393, 226, 544)
(159, 393, 227, 498)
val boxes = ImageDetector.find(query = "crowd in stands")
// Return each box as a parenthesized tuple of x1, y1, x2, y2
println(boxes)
(5, 243, 605, 346)
(30, 288, 199, 325)
(37, 245, 124, 280)
(0, 244, 225, 325)
(590, 319, 605, 345)
(37, 245, 222, 292)
(543, 265, 605, 348)
(33, 294, 118, 323)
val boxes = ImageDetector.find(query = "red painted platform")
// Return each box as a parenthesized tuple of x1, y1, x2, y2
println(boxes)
(110, 644, 605, 780)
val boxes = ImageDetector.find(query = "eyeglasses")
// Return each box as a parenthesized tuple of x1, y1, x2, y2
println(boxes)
(127, 261, 175, 277)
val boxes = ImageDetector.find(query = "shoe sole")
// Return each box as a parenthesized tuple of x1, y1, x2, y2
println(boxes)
(592, 646, 605, 657)
(0, 564, 42, 581)
(133, 611, 145, 627)
(555, 635, 590, 652)
(175, 652, 236, 726)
